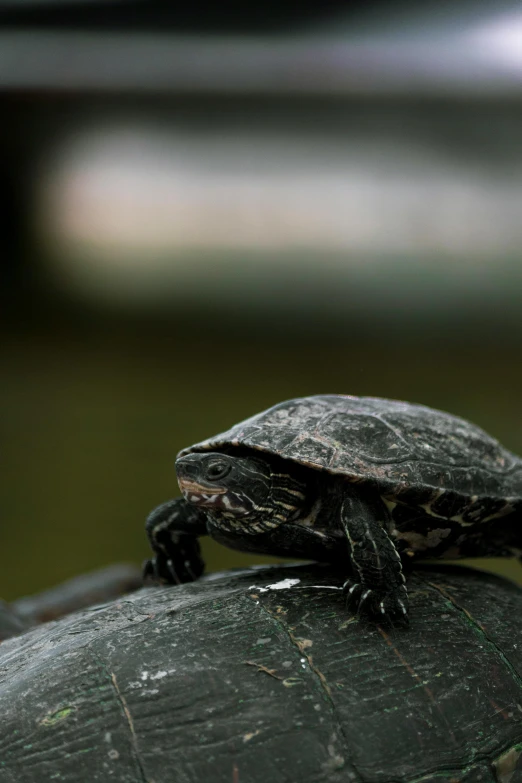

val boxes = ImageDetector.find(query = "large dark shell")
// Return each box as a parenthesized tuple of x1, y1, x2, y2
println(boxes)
(179, 395, 522, 498)
(3, 563, 522, 782)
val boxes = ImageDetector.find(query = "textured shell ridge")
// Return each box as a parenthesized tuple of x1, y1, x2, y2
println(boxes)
(177, 395, 522, 499)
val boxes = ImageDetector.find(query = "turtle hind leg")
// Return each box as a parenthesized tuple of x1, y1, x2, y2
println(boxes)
(340, 488, 409, 626)
(451, 513, 522, 559)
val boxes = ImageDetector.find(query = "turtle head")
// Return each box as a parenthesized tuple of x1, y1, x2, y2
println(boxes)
(175, 451, 307, 533)
(176, 451, 271, 517)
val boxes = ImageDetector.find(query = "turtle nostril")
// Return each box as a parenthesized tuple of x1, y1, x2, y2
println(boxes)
(176, 456, 200, 480)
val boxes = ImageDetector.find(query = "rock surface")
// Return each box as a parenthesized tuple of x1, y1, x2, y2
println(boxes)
(1, 563, 522, 783)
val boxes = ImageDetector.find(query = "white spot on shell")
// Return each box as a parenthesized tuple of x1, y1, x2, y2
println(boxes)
(304, 585, 343, 591)
(248, 578, 301, 592)
(149, 670, 169, 680)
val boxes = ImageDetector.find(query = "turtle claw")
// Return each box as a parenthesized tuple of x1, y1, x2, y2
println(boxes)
(143, 555, 174, 584)
(143, 534, 205, 586)
(343, 581, 409, 627)
(142, 558, 157, 582)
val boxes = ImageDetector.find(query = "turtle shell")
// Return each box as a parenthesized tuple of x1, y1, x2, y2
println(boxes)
(179, 395, 522, 498)
(3, 563, 522, 782)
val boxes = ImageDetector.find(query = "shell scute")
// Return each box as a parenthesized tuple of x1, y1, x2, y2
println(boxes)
(319, 412, 412, 463)
(382, 410, 510, 470)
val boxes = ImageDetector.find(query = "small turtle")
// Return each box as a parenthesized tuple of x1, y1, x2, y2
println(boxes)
(144, 395, 522, 624)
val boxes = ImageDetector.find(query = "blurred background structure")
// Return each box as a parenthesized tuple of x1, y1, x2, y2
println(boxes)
(2, 0, 522, 600)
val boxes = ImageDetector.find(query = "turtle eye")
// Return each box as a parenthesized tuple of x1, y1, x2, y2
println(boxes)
(205, 461, 231, 481)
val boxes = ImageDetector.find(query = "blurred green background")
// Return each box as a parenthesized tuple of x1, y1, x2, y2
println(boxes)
(2, 0, 522, 600)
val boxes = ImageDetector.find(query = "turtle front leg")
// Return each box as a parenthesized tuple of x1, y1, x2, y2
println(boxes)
(144, 499, 208, 585)
(340, 488, 408, 626)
